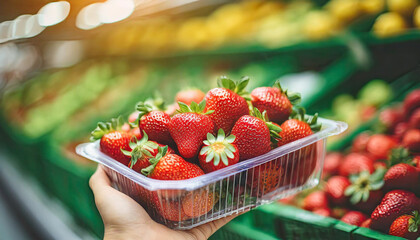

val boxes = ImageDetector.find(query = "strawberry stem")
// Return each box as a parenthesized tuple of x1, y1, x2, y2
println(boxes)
(217, 75, 250, 100)
(123, 131, 158, 168)
(141, 145, 168, 176)
(251, 108, 282, 144)
(90, 116, 125, 141)
(273, 80, 301, 105)
(345, 169, 385, 205)
(388, 147, 414, 167)
(408, 211, 419, 233)
(201, 129, 236, 167)
(177, 100, 214, 115)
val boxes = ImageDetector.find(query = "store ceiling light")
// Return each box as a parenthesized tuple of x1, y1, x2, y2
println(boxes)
(38, 1, 71, 27)
(76, 3, 103, 30)
(99, 0, 135, 24)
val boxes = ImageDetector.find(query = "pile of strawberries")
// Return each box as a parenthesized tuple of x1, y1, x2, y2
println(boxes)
(90, 76, 324, 221)
(282, 89, 420, 239)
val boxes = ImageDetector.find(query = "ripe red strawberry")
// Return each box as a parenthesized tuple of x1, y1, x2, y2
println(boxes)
(325, 176, 351, 205)
(409, 108, 420, 129)
(277, 107, 321, 146)
(323, 152, 344, 177)
(338, 153, 375, 177)
(403, 89, 420, 118)
(198, 129, 239, 173)
(313, 207, 332, 217)
(278, 108, 322, 187)
(371, 190, 420, 232)
(366, 134, 398, 160)
(351, 132, 371, 152)
(128, 111, 139, 123)
(384, 163, 419, 193)
(169, 101, 215, 159)
(251, 81, 301, 124)
(121, 132, 159, 172)
(394, 122, 409, 140)
(175, 88, 205, 105)
(361, 218, 372, 228)
(389, 211, 420, 240)
(247, 161, 284, 196)
(231, 108, 281, 161)
(341, 211, 368, 226)
(403, 129, 420, 153)
(142, 146, 205, 180)
(345, 169, 386, 213)
(204, 76, 250, 133)
(378, 106, 403, 133)
(149, 193, 188, 222)
(182, 190, 215, 218)
(302, 191, 329, 211)
(136, 102, 173, 146)
(91, 116, 132, 165)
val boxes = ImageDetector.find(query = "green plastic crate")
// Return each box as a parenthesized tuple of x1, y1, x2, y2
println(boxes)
(249, 203, 404, 240)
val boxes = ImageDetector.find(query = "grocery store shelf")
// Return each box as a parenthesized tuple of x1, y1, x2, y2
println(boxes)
(0, 150, 98, 240)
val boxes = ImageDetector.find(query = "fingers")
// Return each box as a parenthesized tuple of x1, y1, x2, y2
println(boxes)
(89, 165, 111, 192)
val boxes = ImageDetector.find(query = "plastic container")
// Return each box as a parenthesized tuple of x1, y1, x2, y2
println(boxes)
(76, 117, 347, 229)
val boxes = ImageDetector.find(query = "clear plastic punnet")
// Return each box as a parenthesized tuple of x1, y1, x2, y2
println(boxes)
(76, 117, 347, 229)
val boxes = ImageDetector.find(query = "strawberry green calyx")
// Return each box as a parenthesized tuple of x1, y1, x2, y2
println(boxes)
(273, 80, 301, 105)
(291, 106, 322, 132)
(200, 129, 236, 166)
(345, 168, 386, 205)
(121, 131, 158, 168)
(388, 147, 414, 167)
(177, 100, 214, 115)
(141, 145, 168, 176)
(408, 211, 420, 233)
(90, 116, 124, 141)
(217, 76, 250, 100)
(134, 96, 166, 127)
(252, 108, 282, 144)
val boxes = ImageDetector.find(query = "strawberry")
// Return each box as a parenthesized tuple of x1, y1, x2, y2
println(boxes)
(371, 190, 420, 232)
(409, 108, 420, 129)
(338, 153, 375, 177)
(141, 146, 204, 180)
(341, 211, 368, 226)
(389, 211, 420, 240)
(136, 102, 173, 146)
(366, 134, 398, 160)
(394, 122, 409, 140)
(403, 129, 420, 153)
(250, 81, 301, 124)
(182, 190, 215, 218)
(247, 161, 284, 196)
(378, 106, 403, 133)
(121, 132, 159, 172)
(277, 108, 321, 147)
(302, 191, 329, 211)
(198, 129, 239, 173)
(345, 169, 386, 213)
(175, 88, 205, 106)
(323, 152, 344, 177)
(384, 163, 419, 193)
(403, 89, 420, 118)
(351, 132, 371, 152)
(313, 207, 332, 217)
(278, 108, 322, 187)
(128, 111, 139, 123)
(204, 76, 250, 133)
(149, 193, 188, 222)
(91, 116, 132, 165)
(325, 176, 351, 205)
(231, 108, 281, 161)
(360, 218, 372, 228)
(169, 100, 215, 159)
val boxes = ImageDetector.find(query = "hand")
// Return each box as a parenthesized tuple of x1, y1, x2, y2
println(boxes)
(89, 166, 237, 240)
